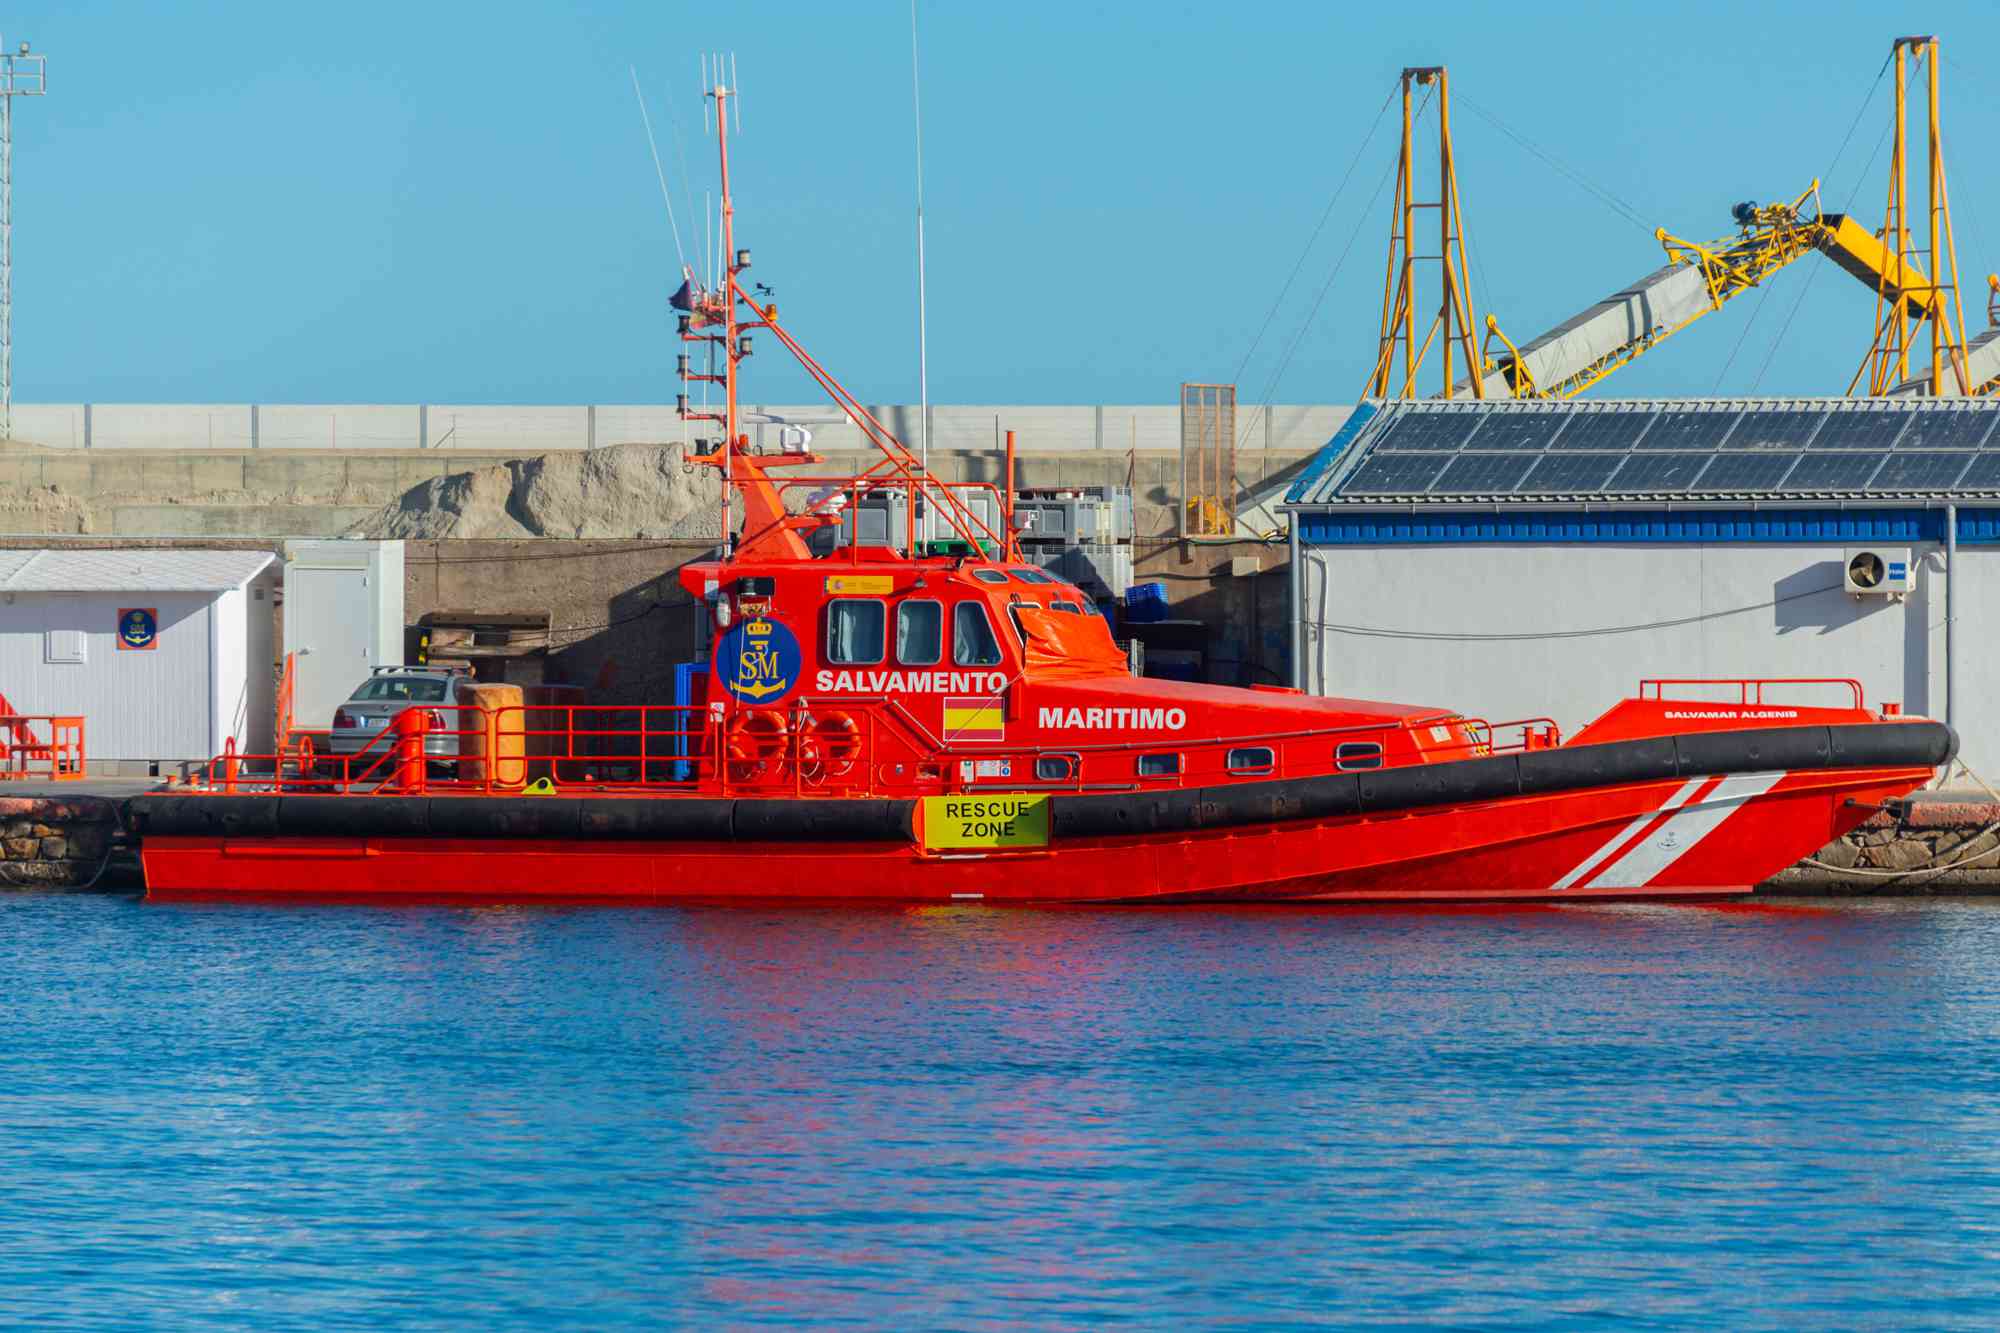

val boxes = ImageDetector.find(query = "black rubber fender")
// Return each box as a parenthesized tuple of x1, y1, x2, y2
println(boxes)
(1357, 753, 1522, 812)
(1827, 719, 1956, 770)
(1050, 789, 1206, 838)
(277, 795, 431, 838)
(427, 797, 582, 840)
(128, 794, 280, 838)
(578, 797, 734, 840)
(128, 720, 1958, 847)
(731, 798, 915, 842)
(1516, 736, 1678, 795)
(1194, 772, 1361, 827)
(1673, 724, 1831, 778)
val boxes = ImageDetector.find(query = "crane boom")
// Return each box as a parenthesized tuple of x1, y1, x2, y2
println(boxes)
(1462, 187, 1823, 399)
(1459, 186, 1991, 400)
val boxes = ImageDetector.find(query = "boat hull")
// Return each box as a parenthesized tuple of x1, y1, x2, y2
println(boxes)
(138, 764, 1919, 905)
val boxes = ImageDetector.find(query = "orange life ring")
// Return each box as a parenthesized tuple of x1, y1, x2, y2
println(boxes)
(726, 710, 790, 783)
(807, 712, 862, 781)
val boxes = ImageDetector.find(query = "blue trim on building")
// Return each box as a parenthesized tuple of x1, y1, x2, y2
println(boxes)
(1283, 402, 1378, 504)
(1298, 506, 2000, 546)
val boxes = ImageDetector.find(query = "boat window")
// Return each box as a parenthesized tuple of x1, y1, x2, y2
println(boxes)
(952, 602, 1003, 666)
(826, 599, 887, 664)
(1011, 567, 1057, 584)
(971, 569, 1009, 585)
(1035, 755, 1075, 781)
(1050, 599, 1084, 614)
(1137, 752, 1182, 778)
(896, 600, 943, 665)
(1335, 741, 1384, 771)
(1007, 605, 1030, 644)
(1227, 746, 1275, 774)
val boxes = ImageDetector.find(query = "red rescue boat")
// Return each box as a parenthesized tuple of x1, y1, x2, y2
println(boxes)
(131, 77, 1951, 905)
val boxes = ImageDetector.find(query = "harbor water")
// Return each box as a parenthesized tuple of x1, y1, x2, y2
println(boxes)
(7, 895, 2000, 1326)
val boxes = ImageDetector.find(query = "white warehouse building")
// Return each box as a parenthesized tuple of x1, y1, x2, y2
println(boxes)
(0, 549, 279, 774)
(1284, 398, 2000, 774)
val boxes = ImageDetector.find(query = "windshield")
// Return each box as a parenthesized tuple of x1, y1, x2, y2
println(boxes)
(352, 676, 449, 703)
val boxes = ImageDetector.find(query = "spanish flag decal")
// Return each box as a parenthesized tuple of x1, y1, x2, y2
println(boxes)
(942, 695, 1005, 743)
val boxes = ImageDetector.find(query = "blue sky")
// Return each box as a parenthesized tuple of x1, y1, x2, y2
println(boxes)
(10, 0, 2000, 405)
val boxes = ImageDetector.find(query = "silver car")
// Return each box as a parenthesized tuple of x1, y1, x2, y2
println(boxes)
(325, 666, 473, 771)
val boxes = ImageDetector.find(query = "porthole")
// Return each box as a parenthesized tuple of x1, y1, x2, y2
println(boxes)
(1035, 755, 1075, 781)
(1137, 753, 1182, 778)
(1335, 741, 1384, 771)
(1227, 746, 1275, 774)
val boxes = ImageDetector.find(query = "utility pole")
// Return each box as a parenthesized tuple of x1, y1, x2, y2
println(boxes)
(0, 37, 46, 442)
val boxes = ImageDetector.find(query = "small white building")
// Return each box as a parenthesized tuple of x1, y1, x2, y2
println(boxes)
(0, 549, 279, 774)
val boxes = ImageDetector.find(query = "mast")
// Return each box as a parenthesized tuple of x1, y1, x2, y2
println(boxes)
(676, 62, 1011, 564)
(716, 72, 737, 553)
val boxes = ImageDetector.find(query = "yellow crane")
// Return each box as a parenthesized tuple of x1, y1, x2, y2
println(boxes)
(1374, 38, 1991, 402)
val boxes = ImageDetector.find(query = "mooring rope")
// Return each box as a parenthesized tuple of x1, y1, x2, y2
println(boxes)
(1797, 759, 2000, 881)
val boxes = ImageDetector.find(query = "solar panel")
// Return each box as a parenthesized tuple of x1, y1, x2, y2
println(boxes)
(1870, 451, 1975, 490)
(1722, 409, 1826, 451)
(1784, 452, 1887, 489)
(1894, 408, 1998, 450)
(1516, 452, 1623, 493)
(1431, 453, 1538, 493)
(1692, 452, 1802, 491)
(1810, 407, 1910, 450)
(1604, 452, 1710, 492)
(1340, 453, 1450, 494)
(1636, 408, 1739, 451)
(1458, 410, 1568, 451)
(1547, 411, 1653, 452)
(1954, 453, 2000, 490)
(1368, 409, 1482, 452)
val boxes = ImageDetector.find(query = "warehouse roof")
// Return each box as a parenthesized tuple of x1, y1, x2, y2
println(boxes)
(1285, 398, 2000, 507)
(0, 548, 277, 592)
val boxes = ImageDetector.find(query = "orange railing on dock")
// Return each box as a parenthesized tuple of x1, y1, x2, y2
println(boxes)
(0, 701, 85, 783)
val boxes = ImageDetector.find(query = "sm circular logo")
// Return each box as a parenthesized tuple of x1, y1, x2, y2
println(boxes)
(716, 617, 801, 704)
(118, 607, 158, 651)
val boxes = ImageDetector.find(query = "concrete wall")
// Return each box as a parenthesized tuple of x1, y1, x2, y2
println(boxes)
(1296, 541, 1980, 765)
(0, 444, 1322, 541)
(10, 402, 1354, 456)
(0, 403, 1341, 541)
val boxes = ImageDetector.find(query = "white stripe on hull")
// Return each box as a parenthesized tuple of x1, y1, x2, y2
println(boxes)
(1548, 776, 1707, 892)
(1551, 771, 1788, 892)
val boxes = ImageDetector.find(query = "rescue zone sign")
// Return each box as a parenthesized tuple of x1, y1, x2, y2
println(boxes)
(919, 794, 1050, 850)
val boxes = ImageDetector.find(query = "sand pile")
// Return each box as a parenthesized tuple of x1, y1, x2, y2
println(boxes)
(345, 442, 721, 540)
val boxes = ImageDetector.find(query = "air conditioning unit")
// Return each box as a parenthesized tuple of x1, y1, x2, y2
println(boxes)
(1844, 547, 1916, 598)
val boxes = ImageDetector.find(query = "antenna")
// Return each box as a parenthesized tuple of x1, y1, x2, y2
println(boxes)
(629, 67, 687, 273)
(909, 0, 933, 541)
(732, 53, 740, 131)
(0, 34, 46, 443)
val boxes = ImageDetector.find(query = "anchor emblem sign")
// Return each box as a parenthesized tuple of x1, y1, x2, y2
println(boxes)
(717, 617, 801, 704)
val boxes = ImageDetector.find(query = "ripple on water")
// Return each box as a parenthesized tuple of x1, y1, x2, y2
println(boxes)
(4, 896, 2000, 1327)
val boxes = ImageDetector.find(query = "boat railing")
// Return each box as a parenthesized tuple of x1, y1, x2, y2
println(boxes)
(768, 474, 1013, 557)
(1639, 677, 1865, 709)
(185, 699, 1571, 799)
(196, 703, 713, 796)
